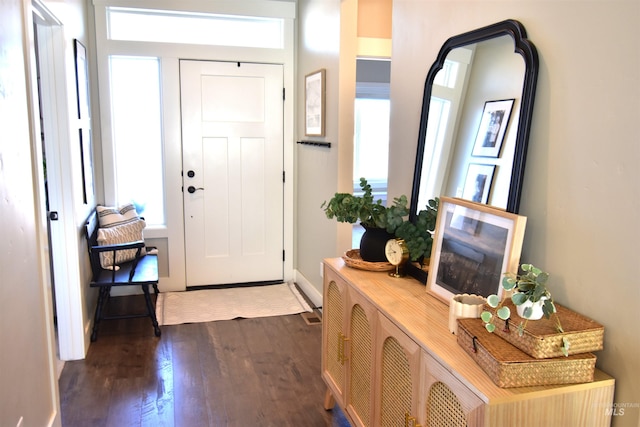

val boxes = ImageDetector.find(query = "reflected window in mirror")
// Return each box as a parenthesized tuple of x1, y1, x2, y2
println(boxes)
(417, 48, 473, 212)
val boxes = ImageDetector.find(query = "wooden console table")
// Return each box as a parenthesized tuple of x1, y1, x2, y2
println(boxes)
(321, 257, 614, 427)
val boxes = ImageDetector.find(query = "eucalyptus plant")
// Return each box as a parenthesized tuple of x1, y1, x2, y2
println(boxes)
(321, 178, 439, 261)
(321, 177, 387, 229)
(386, 197, 439, 262)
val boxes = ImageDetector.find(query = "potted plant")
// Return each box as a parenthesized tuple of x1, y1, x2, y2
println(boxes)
(321, 178, 392, 262)
(481, 263, 570, 356)
(322, 178, 439, 263)
(506, 263, 556, 320)
(321, 177, 388, 229)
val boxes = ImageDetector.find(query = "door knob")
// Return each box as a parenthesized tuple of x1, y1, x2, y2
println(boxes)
(187, 186, 204, 194)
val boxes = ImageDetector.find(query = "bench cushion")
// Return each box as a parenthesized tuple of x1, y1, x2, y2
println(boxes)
(91, 254, 159, 286)
(97, 219, 147, 268)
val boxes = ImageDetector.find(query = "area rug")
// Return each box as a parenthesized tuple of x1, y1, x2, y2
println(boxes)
(155, 282, 313, 326)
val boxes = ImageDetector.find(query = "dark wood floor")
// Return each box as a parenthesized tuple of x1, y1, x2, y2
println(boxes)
(58, 295, 350, 427)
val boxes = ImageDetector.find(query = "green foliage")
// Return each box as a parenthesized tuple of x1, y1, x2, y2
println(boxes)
(481, 263, 570, 356)
(387, 197, 439, 262)
(322, 178, 439, 262)
(321, 178, 388, 228)
(503, 263, 554, 319)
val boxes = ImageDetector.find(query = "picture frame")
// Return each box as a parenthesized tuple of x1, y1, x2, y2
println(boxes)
(74, 39, 90, 120)
(304, 69, 325, 136)
(79, 128, 95, 205)
(427, 196, 527, 304)
(74, 39, 94, 205)
(471, 99, 515, 158)
(462, 163, 496, 204)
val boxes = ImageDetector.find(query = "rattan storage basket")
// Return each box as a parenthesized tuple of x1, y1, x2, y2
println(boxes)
(491, 300, 604, 358)
(457, 318, 596, 388)
(342, 249, 395, 272)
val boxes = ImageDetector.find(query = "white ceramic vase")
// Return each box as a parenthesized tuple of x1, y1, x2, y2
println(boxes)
(448, 294, 486, 334)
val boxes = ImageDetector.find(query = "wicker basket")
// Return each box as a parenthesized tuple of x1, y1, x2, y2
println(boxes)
(342, 249, 395, 272)
(490, 300, 604, 358)
(457, 318, 596, 388)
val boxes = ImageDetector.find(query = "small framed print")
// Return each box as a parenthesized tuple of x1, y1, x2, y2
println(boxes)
(304, 69, 326, 136)
(427, 197, 527, 304)
(74, 39, 90, 120)
(462, 163, 496, 204)
(471, 99, 515, 158)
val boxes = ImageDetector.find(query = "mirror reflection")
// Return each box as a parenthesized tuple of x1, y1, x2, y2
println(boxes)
(416, 36, 525, 212)
(410, 19, 538, 218)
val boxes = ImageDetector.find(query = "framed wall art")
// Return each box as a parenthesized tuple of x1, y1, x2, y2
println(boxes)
(427, 196, 527, 304)
(462, 163, 496, 204)
(74, 39, 94, 205)
(74, 39, 90, 120)
(471, 99, 514, 158)
(304, 69, 325, 136)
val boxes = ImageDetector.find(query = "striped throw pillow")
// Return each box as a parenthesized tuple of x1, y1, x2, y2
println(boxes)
(97, 219, 147, 269)
(96, 203, 140, 228)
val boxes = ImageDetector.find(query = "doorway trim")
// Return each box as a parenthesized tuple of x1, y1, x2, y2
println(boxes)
(93, 1, 296, 292)
(28, 0, 87, 362)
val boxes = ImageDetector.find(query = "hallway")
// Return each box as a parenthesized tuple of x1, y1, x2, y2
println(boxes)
(58, 295, 349, 426)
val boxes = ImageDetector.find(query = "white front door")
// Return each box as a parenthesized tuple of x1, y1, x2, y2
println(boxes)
(180, 60, 284, 286)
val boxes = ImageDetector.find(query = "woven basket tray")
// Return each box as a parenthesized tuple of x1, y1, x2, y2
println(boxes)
(490, 300, 604, 358)
(457, 318, 596, 388)
(342, 249, 395, 272)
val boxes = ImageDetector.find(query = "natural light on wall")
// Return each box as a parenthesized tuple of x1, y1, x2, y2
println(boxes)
(107, 7, 284, 49)
(109, 56, 164, 225)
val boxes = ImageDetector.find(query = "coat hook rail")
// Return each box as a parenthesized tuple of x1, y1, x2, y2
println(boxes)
(297, 140, 331, 148)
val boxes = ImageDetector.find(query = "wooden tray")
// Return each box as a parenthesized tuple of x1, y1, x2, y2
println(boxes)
(490, 300, 604, 358)
(457, 318, 596, 388)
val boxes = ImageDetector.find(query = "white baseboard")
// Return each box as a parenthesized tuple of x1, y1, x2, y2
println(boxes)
(293, 270, 323, 309)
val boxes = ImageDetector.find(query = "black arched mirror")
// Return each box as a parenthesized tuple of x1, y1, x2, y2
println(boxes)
(408, 19, 538, 282)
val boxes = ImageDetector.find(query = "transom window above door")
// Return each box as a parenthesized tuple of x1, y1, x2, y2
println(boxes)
(106, 7, 284, 48)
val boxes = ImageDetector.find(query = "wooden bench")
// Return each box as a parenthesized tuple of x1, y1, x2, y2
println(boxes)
(85, 211, 161, 341)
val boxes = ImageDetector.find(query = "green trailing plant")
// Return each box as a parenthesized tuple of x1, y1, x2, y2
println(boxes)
(481, 263, 570, 356)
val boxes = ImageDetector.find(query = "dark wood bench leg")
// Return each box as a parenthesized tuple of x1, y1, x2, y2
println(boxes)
(142, 284, 161, 337)
(91, 286, 110, 342)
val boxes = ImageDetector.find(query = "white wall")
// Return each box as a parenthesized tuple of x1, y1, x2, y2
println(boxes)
(0, 0, 62, 425)
(295, 0, 357, 303)
(389, 2, 639, 426)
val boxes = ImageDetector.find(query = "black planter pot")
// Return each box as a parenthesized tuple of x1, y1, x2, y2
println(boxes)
(359, 226, 394, 262)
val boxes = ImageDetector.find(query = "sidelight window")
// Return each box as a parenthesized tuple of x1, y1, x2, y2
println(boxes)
(109, 56, 164, 225)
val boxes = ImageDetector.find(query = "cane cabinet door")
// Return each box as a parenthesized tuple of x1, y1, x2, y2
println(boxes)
(421, 352, 485, 427)
(345, 288, 376, 427)
(375, 314, 422, 427)
(322, 269, 348, 407)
